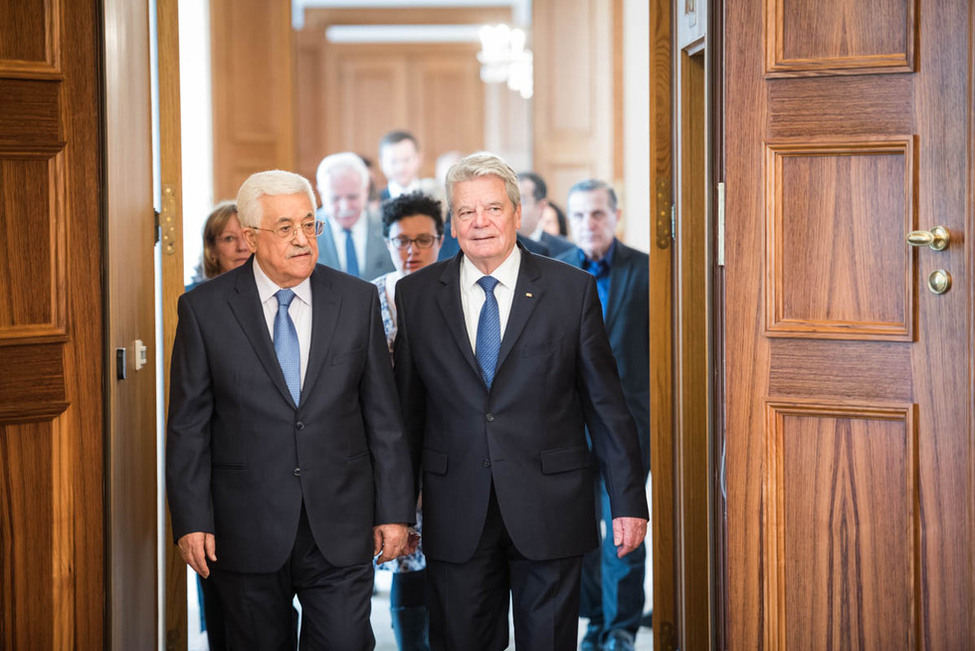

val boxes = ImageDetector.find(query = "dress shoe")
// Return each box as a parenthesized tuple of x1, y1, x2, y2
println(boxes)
(601, 629, 636, 651)
(579, 628, 601, 651)
(639, 610, 652, 629)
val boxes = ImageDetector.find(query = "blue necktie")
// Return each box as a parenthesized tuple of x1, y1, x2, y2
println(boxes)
(475, 276, 501, 388)
(274, 289, 301, 405)
(344, 228, 360, 277)
(584, 258, 610, 319)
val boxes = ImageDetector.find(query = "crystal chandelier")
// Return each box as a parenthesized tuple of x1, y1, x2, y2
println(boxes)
(477, 24, 534, 99)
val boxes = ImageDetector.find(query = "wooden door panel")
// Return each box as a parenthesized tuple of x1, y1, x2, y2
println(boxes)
(0, 154, 65, 332)
(0, 0, 103, 646)
(334, 56, 409, 155)
(726, 0, 972, 647)
(766, 139, 913, 339)
(412, 57, 483, 171)
(0, 0, 58, 71)
(768, 340, 913, 403)
(767, 402, 916, 649)
(766, 0, 916, 75)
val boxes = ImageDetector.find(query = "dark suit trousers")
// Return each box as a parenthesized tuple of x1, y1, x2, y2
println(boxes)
(210, 504, 376, 651)
(579, 476, 647, 637)
(426, 485, 583, 651)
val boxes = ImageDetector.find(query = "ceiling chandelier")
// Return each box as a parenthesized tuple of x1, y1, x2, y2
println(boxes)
(477, 24, 533, 99)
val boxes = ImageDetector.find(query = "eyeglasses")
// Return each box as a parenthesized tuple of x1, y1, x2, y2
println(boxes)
(252, 220, 325, 240)
(387, 234, 441, 250)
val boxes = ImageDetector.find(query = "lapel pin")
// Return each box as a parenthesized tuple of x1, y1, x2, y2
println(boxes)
(525, 292, 533, 298)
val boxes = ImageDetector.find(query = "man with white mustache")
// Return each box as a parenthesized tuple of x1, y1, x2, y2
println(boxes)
(316, 151, 396, 280)
(167, 169, 415, 648)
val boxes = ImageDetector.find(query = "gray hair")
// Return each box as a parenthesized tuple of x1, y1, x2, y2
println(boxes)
(445, 152, 520, 211)
(316, 152, 369, 194)
(567, 179, 618, 212)
(236, 170, 316, 228)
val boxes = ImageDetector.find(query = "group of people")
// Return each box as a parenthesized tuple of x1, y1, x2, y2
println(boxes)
(169, 132, 650, 651)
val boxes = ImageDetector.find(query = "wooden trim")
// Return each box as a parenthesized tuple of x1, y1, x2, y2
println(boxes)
(647, 0, 674, 649)
(157, 0, 187, 648)
(675, 46, 711, 650)
(300, 6, 513, 28)
(103, 0, 158, 644)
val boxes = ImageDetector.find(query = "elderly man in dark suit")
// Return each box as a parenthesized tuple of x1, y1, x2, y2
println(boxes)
(394, 153, 648, 651)
(166, 169, 415, 649)
(556, 179, 650, 651)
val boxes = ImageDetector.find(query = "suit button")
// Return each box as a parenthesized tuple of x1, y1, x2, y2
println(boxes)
(486, 413, 495, 422)
(296, 421, 304, 430)
(483, 459, 491, 468)
(293, 468, 301, 477)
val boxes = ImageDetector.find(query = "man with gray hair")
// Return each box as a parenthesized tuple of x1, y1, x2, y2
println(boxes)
(316, 151, 396, 280)
(394, 153, 648, 650)
(167, 169, 415, 648)
(557, 179, 650, 651)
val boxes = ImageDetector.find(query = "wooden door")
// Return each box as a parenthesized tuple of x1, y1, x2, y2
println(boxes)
(0, 1, 105, 647)
(725, 0, 972, 648)
(319, 42, 484, 187)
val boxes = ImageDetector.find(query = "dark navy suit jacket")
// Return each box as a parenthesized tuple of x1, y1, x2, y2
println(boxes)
(393, 247, 648, 564)
(166, 257, 415, 572)
(557, 241, 650, 473)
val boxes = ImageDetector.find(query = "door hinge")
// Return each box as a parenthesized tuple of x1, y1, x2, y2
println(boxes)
(717, 181, 726, 266)
(655, 176, 673, 249)
(160, 184, 178, 256)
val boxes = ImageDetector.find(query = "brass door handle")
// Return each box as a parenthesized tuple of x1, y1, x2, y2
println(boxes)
(907, 225, 950, 251)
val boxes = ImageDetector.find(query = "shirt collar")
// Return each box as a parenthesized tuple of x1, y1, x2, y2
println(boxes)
(328, 212, 366, 240)
(388, 180, 419, 199)
(253, 257, 312, 306)
(578, 238, 617, 269)
(461, 245, 522, 292)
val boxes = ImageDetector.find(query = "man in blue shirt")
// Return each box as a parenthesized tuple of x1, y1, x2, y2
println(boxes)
(556, 180, 650, 651)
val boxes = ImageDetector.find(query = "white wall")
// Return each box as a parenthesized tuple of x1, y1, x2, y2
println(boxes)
(179, 0, 214, 285)
(621, 0, 651, 253)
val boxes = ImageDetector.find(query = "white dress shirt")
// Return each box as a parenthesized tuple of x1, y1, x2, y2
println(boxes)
(387, 179, 419, 200)
(253, 259, 313, 387)
(459, 247, 522, 353)
(328, 213, 368, 274)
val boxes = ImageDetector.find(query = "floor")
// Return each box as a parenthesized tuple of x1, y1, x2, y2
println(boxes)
(188, 489, 655, 650)
(189, 575, 653, 650)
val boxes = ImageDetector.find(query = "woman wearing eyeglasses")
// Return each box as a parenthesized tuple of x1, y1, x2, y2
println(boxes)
(186, 201, 251, 291)
(373, 191, 443, 651)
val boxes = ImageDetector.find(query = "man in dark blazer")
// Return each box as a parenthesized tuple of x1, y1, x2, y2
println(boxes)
(394, 153, 648, 650)
(166, 170, 415, 649)
(518, 171, 575, 256)
(556, 180, 650, 651)
(316, 151, 396, 280)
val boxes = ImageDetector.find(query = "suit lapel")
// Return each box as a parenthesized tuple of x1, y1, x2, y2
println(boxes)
(300, 266, 341, 403)
(435, 254, 482, 380)
(604, 243, 635, 332)
(228, 260, 296, 407)
(316, 211, 340, 268)
(494, 251, 542, 374)
(364, 224, 386, 280)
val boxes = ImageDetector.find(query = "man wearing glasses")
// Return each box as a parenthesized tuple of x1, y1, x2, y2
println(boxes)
(166, 170, 415, 648)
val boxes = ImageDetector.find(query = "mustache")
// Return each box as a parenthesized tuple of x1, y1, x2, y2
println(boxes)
(286, 245, 312, 258)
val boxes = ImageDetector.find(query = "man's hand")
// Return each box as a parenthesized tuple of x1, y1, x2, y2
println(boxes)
(373, 523, 410, 563)
(178, 531, 217, 578)
(612, 517, 648, 558)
